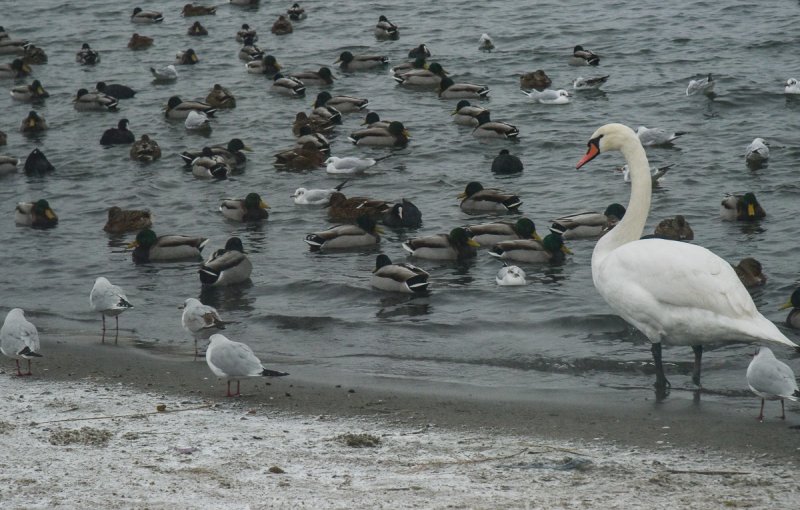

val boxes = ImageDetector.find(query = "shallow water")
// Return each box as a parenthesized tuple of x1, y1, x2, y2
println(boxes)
(1, 0, 799, 407)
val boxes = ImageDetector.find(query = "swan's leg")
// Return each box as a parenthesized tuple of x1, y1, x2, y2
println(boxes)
(780, 399, 786, 420)
(651, 342, 670, 389)
(691, 345, 703, 386)
(114, 316, 119, 344)
(757, 398, 765, 422)
(101, 314, 106, 344)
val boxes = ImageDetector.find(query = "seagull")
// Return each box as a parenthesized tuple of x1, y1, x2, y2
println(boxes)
(292, 180, 349, 205)
(89, 277, 133, 343)
(205, 334, 289, 397)
(522, 89, 572, 104)
(744, 138, 769, 168)
(150, 64, 178, 82)
(478, 33, 494, 52)
(747, 347, 799, 421)
(573, 76, 609, 90)
(496, 263, 526, 286)
(324, 155, 392, 175)
(784, 78, 800, 94)
(185, 110, 210, 131)
(619, 163, 672, 186)
(0, 308, 42, 376)
(635, 126, 686, 146)
(180, 298, 227, 359)
(686, 74, 715, 96)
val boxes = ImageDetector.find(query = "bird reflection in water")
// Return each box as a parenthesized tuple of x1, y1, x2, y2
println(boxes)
(376, 294, 431, 319)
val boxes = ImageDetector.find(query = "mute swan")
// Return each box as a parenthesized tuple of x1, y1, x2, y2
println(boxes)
(576, 123, 798, 391)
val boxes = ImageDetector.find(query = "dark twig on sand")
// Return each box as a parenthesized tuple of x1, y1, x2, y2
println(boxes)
(666, 468, 751, 476)
(31, 404, 213, 426)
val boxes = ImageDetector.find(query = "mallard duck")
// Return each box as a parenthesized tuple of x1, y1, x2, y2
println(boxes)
(374, 15, 398, 40)
(23, 148, 54, 174)
(313, 91, 368, 113)
(175, 48, 199, 65)
(686, 74, 714, 96)
(21, 44, 46, 65)
(459, 181, 521, 212)
(653, 215, 693, 241)
(288, 66, 333, 86)
(130, 134, 161, 162)
(75, 43, 100, 65)
(489, 234, 571, 264)
(205, 333, 289, 397)
(361, 112, 391, 129)
(309, 104, 341, 125)
(272, 15, 293, 35)
(496, 263, 526, 286)
(165, 96, 216, 119)
(0, 155, 18, 174)
(0, 58, 32, 79)
(185, 110, 211, 131)
(219, 192, 269, 222)
(478, 33, 495, 51)
(393, 62, 446, 87)
(520, 70, 552, 91)
(188, 21, 208, 36)
(402, 227, 479, 260)
(128, 229, 208, 263)
(0, 308, 42, 377)
(780, 289, 800, 329)
(96, 81, 136, 99)
(573, 75, 609, 90)
(131, 7, 164, 23)
(238, 35, 263, 61)
(246, 55, 281, 76)
(491, 149, 523, 174)
(19, 111, 47, 133)
(204, 84, 235, 108)
(327, 192, 390, 222)
(408, 44, 431, 59)
(288, 3, 307, 20)
(10, 80, 48, 102)
(272, 73, 305, 97)
(103, 206, 152, 234)
(181, 138, 251, 169)
(74, 89, 118, 112)
(150, 64, 177, 82)
(451, 100, 489, 126)
(472, 111, 518, 139)
(381, 199, 422, 228)
(348, 121, 409, 147)
(391, 56, 427, 76)
(372, 255, 429, 294)
(90, 277, 133, 343)
(15, 199, 57, 228)
(467, 218, 541, 247)
(199, 237, 252, 287)
(335, 51, 389, 72)
(0, 37, 29, 56)
(720, 193, 766, 221)
(297, 128, 331, 153)
(439, 76, 489, 99)
(570, 45, 599, 66)
(745, 138, 769, 168)
(128, 33, 153, 50)
(190, 147, 229, 179)
(293, 112, 334, 136)
(551, 203, 626, 239)
(733, 258, 766, 288)
(305, 215, 383, 251)
(273, 142, 326, 170)
(100, 118, 135, 145)
(182, 3, 216, 16)
(236, 24, 257, 43)
(0, 129, 5, 145)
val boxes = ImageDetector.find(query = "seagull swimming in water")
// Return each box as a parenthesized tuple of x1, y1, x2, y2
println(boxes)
(573, 75, 609, 90)
(686, 74, 715, 96)
(635, 126, 686, 146)
(522, 89, 572, 104)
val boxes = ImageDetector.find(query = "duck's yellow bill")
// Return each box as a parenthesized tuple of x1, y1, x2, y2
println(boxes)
(44, 209, 56, 220)
(467, 239, 480, 247)
(779, 300, 793, 310)
(747, 204, 756, 217)
(260, 200, 270, 209)
(28, 119, 35, 127)
(561, 245, 573, 255)
(191, 54, 198, 63)
(532, 232, 543, 241)
(127, 240, 139, 249)
(374, 226, 385, 234)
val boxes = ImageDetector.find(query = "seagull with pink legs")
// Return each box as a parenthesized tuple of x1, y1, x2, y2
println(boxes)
(747, 346, 799, 422)
(1, 308, 42, 376)
(206, 334, 288, 397)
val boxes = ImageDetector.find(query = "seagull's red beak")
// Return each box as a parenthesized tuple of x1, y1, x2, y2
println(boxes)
(576, 137, 601, 169)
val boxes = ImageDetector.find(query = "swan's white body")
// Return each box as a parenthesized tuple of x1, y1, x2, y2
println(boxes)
(580, 123, 797, 385)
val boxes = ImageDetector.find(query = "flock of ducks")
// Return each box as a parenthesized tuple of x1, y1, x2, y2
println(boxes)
(1, 5, 799, 411)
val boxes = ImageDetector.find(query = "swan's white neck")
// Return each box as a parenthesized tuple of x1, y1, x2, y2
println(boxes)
(592, 135, 652, 268)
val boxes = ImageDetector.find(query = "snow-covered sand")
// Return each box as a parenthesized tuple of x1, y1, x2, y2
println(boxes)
(2, 376, 798, 509)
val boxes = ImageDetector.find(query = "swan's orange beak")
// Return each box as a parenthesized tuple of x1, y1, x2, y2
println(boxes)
(576, 139, 600, 169)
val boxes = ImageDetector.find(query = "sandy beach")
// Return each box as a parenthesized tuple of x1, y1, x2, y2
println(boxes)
(1, 337, 799, 509)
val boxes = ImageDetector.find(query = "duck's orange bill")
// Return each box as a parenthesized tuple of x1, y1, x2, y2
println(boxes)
(576, 142, 600, 169)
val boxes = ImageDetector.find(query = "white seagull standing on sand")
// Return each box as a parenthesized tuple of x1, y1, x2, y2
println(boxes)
(746, 346, 800, 422)
(0, 308, 42, 376)
(90, 276, 133, 343)
(180, 298, 227, 359)
(686, 74, 715, 96)
(635, 125, 686, 146)
(325, 155, 391, 175)
(744, 138, 769, 168)
(206, 333, 289, 397)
